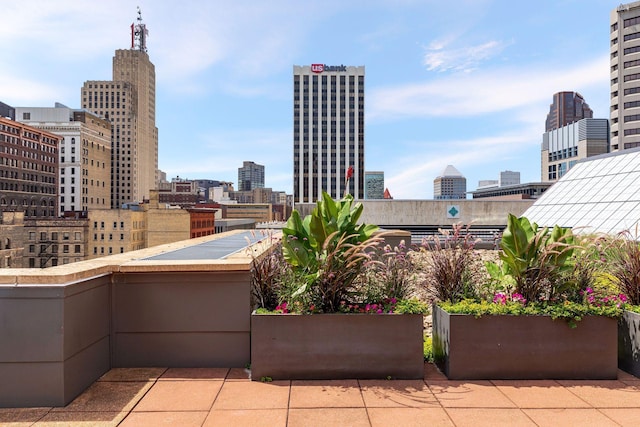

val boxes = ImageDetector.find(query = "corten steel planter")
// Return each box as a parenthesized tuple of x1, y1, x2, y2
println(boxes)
(250, 313, 424, 380)
(432, 304, 618, 380)
(619, 309, 640, 377)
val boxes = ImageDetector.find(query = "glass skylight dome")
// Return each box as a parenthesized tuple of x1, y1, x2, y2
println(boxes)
(523, 147, 640, 235)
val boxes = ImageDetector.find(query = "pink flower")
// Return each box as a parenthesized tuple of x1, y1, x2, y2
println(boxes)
(493, 292, 507, 305)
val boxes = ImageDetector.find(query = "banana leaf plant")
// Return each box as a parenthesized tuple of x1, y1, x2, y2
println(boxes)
(282, 192, 378, 270)
(489, 214, 575, 303)
(281, 191, 380, 312)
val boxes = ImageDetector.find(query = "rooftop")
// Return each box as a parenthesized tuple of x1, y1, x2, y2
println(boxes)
(2, 365, 639, 426)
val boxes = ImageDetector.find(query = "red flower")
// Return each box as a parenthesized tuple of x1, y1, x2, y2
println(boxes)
(346, 166, 354, 180)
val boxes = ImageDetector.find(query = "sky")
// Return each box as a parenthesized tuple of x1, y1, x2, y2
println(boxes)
(0, 0, 617, 199)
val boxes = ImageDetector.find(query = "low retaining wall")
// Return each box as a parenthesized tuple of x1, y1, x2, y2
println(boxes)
(0, 230, 264, 408)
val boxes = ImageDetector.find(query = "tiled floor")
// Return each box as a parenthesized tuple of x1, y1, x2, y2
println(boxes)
(2, 364, 640, 426)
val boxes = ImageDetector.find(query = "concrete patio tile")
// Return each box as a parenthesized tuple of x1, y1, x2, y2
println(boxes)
(491, 380, 591, 408)
(424, 363, 448, 381)
(98, 367, 167, 382)
(287, 408, 370, 427)
(359, 379, 439, 408)
(34, 411, 127, 426)
(158, 367, 229, 380)
(523, 408, 620, 427)
(556, 380, 640, 407)
(51, 381, 154, 413)
(212, 380, 290, 409)
(133, 380, 222, 412)
(0, 407, 50, 424)
(444, 408, 536, 427)
(427, 380, 517, 408)
(203, 409, 288, 427)
(226, 368, 251, 381)
(599, 408, 640, 426)
(118, 411, 208, 427)
(368, 407, 454, 427)
(289, 380, 364, 408)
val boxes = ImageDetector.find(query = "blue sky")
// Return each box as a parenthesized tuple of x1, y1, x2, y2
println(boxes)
(1, 0, 615, 199)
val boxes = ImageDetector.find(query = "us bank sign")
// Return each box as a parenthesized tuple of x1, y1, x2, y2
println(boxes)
(311, 64, 347, 73)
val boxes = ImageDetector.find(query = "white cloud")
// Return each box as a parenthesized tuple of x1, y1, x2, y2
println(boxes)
(369, 55, 609, 121)
(384, 130, 539, 199)
(423, 39, 509, 73)
(0, 72, 63, 105)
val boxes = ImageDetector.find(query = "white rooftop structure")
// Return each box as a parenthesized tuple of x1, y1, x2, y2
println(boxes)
(438, 165, 464, 178)
(523, 148, 640, 235)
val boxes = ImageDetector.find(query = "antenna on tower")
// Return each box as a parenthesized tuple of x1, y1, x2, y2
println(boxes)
(131, 6, 149, 52)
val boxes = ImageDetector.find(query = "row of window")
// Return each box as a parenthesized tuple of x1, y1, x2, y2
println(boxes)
(94, 221, 126, 229)
(625, 16, 640, 28)
(93, 247, 124, 255)
(0, 181, 56, 194)
(0, 133, 58, 152)
(29, 244, 82, 254)
(0, 157, 57, 173)
(547, 146, 578, 162)
(28, 231, 81, 241)
(93, 233, 125, 241)
(624, 72, 640, 82)
(624, 32, 640, 42)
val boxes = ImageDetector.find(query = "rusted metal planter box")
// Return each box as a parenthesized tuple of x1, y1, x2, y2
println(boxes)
(250, 313, 424, 380)
(619, 309, 640, 377)
(432, 305, 618, 380)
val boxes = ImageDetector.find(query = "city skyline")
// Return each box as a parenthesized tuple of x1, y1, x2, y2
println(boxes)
(1, 0, 614, 199)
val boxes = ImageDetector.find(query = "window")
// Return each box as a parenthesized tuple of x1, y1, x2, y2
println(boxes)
(51, 232, 58, 241)
(74, 245, 81, 253)
(624, 32, 640, 42)
(63, 232, 70, 240)
(29, 232, 35, 240)
(624, 16, 640, 28)
(75, 232, 81, 240)
(29, 245, 35, 253)
(22, 112, 30, 120)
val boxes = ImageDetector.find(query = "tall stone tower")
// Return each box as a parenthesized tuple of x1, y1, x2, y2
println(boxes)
(81, 8, 158, 208)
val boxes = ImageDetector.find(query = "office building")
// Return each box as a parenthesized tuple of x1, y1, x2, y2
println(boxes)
(542, 118, 609, 181)
(23, 217, 89, 268)
(0, 102, 15, 120)
(471, 182, 552, 200)
(238, 161, 264, 191)
(82, 10, 158, 208)
(364, 171, 384, 199)
(16, 104, 112, 213)
(545, 92, 593, 132)
(499, 170, 520, 187)
(610, 2, 640, 151)
(0, 116, 60, 218)
(434, 165, 466, 200)
(293, 64, 365, 203)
